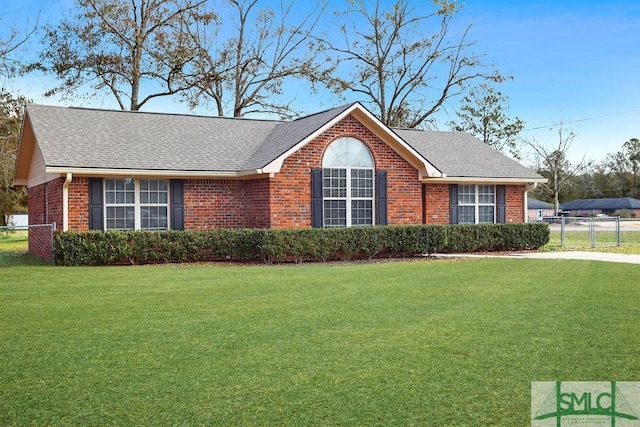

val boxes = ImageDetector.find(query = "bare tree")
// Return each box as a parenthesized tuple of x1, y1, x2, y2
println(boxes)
(185, 0, 326, 118)
(318, 0, 503, 128)
(0, 14, 38, 224)
(527, 126, 591, 215)
(601, 152, 632, 197)
(446, 83, 524, 159)
(0, 91, 28, 226)
(0, 19, 38, 79)
(622, 137, 640, 198)
(33, 0, 210, 110)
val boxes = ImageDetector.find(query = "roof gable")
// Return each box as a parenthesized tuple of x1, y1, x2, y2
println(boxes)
(255, 103, 441, 177)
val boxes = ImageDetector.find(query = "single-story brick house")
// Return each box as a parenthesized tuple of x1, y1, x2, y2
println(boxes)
(14, 102, 545, 258)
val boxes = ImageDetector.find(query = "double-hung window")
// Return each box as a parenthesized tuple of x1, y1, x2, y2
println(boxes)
(104, 178, 169, 230)
(322, 137, 375, 227)
(458, 184, 495, 224)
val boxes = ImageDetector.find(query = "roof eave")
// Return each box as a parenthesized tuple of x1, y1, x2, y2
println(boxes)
(422, 176, 548, 184)
(44, 166, 267, 179)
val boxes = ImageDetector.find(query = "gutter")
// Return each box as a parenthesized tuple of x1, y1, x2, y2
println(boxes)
(62, 173, 72, 231)
(45, 167, 266, 179)
(421, 176, 546, 184)
(523, 182, 538, 223)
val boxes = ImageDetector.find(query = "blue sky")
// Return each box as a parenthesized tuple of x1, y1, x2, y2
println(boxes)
(457, 1, 640, 164)
(3, 0, 639, 165)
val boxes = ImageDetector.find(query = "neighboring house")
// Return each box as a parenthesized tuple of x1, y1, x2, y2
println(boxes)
(561, 197, 640, 217)
(527, 197, 554, 220)
(14, 103, 545, 259)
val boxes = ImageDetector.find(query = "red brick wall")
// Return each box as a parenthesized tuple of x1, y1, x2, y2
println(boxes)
(244, 178, 271, 228)
(27, 182, 47, 226)
(28, 177, 93, 232)
(28, 178, 64, 227)
(269, 114, 423, 227)
(506, 185, 525, 223)
(68, 177, 90, 230)
(423, 183, 451, 224)
(184, 179, 247, 229)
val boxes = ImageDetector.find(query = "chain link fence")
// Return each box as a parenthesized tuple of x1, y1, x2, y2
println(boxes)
(0, 224, 56, 267)
(535, 217, 640, 248)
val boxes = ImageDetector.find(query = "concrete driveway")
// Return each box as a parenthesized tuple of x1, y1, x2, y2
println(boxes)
(509, 251, 640, 264)
(435, 251, 640, 264)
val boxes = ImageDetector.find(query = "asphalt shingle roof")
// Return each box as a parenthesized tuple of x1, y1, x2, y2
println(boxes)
(561, 197, 640, 210)
(527, 197, 554, 209)
(27, 105, 280, 172)
(394, 128, 541, 179)
(24, 103, 543, 181)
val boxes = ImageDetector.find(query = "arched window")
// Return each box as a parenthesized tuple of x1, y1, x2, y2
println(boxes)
(321, 137, 375, 227)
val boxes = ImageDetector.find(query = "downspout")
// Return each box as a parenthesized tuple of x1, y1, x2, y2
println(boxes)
(523, 182, 538, 223)
(62, 173, 72, 231)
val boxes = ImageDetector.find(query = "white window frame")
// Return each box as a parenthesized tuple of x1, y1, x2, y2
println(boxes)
(322, 167, 374, 227)
(104, 178, 170, 231)
(322, 137, 375, 228)
(458, 184, 496, 224)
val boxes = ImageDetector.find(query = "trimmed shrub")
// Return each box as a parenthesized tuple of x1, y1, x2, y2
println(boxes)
(54, 223, 549, 266)
(443, 223, 549, 253)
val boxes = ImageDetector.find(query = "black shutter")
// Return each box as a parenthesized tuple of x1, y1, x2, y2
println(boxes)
(376, 170, 388, 225)
(311, 169, 323, 228)
(171, 179, 185, 230)
(88, 178, 104, 230)
(449, 184, 459, 224)
(497, 185, 506, 223)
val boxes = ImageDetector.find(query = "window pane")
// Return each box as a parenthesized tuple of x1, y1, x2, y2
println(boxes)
(351, 169, 374, 198)
(105, 179, 135, 205)
(351, 200, 373, 226)
(322, 137, 374, 168)
(459, 185, 475, 205)
(478, 206, 495, 223)
(478, 185, 495, 205)
(458, 206, 475, 224)
(140, 179, 168, 205)
(106, 206, 135, 230)
(141, 206, 168, 230)
(323, 200, 346, 227)
(323, 169, 347, 198)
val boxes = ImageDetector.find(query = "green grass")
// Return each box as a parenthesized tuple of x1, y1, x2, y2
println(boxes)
(545, 229, 640, 254)
(1, 259, 639, 426)
(0, 229, 28, 250)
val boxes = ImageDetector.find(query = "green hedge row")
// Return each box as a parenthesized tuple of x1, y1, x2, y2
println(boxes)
(54, 223, 549, 266)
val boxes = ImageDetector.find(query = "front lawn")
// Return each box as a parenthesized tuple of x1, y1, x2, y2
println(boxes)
(1, 259, 638, 425)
